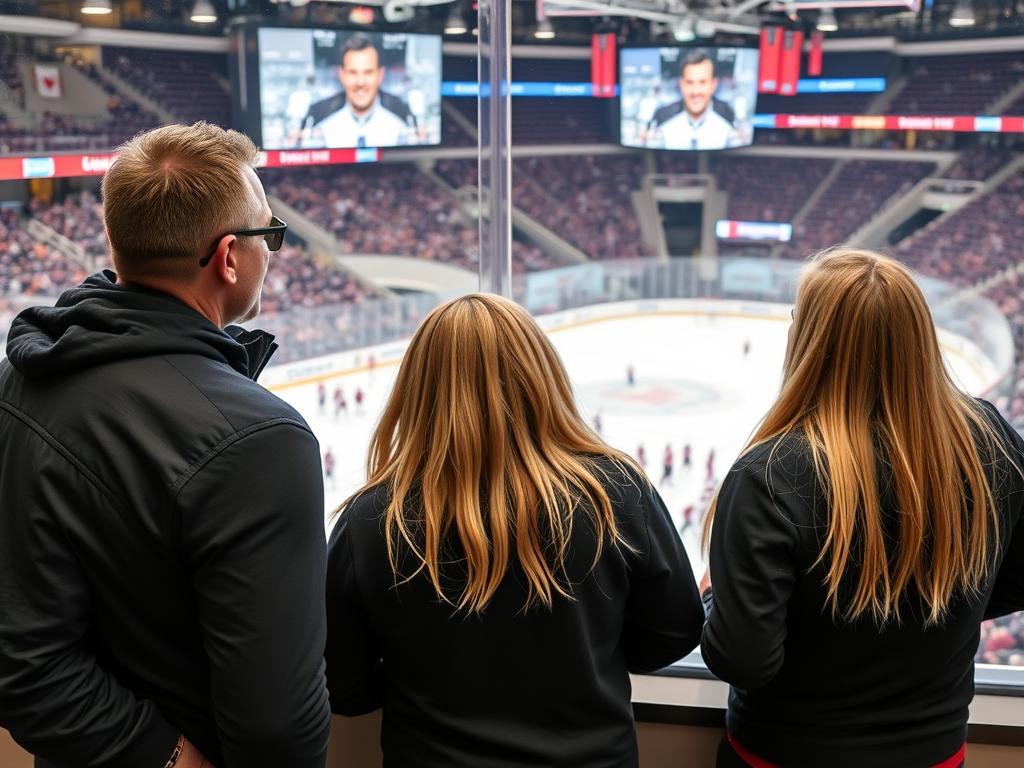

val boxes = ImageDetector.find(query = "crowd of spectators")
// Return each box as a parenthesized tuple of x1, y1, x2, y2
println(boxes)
(259, 242, 369, 314)
(0, 52, 162, 154)
(445, 99, 614, 145)
(895, 52, 1024, 116)
(0, 208, 87, 298)
(896, 171, 1024, 286)
(28, 189, 107, 266)
(756, 91, 877, 116)
(779, 160, 935, 260)
(942, 147, 1017, 181)
(101, 47, 232, 127)
(0, 193, 372, 321)
(265, 163, 553, 273)
(511, 155, 650, 260)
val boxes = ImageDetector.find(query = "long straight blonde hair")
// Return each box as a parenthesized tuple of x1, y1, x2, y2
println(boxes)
(339, 293, 634, 614)
(704, 248, 1005, 625)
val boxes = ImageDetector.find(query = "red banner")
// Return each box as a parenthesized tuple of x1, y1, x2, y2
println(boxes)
(766, 114, 1022, 133)
(758, 27, 782, 94)
(258, 148, 377, 168)
(808, 31, 824, 77)
(0, 147, 378, 181)
(777, 30, 804, 96)
(590, 33, 617, 99)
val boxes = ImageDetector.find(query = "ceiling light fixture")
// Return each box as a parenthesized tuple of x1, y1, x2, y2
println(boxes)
(950, 0, 976, 27)
(81, 0, 113, 14)
(190, 0, 217, 23)
(444, 4, 467, 35)
(535, 19, 556, 39)
(816, 7, 838, 32)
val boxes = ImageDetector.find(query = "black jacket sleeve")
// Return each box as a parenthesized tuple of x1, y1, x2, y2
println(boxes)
(701, 456, 799, 690)
(0, 447, 180, 766)
(621, 471, 705, 673)
(981, 403, 1024, 620)
(325, 507, 384, 716)
(177, 422, 330, 767)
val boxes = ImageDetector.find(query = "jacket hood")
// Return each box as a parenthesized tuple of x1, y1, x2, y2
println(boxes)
(7, 271, 277, 381)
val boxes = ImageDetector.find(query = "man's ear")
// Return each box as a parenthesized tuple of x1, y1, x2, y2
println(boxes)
(212, 234, 239, 285)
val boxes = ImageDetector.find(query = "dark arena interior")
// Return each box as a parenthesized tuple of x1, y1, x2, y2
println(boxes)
(1, 0, 1024, 765)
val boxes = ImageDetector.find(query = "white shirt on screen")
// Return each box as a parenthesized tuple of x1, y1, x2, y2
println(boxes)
(656, 107, 733, 151)
(313, 97, 410, 149)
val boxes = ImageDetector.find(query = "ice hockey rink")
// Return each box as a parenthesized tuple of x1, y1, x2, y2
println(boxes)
(270, 306, 997, 575)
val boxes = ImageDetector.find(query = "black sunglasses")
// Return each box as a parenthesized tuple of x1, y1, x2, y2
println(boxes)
(199, 215, 288, 267)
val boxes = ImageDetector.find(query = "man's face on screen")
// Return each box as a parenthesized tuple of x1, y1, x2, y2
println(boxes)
(679, 59, 718, 119)
(340, 47, 385, 116)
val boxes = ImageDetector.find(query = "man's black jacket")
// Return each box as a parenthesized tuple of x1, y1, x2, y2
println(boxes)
(0, 272, 330, 768)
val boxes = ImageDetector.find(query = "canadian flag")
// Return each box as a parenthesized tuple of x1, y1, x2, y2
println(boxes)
(34, 64, 63, 99)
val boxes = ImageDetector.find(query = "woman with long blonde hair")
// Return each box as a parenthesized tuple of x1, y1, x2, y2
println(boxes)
(701, 249, 1024, 768)
(325, 293, 703, 767)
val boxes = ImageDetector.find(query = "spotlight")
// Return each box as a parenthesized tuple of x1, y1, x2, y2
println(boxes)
(673, 19, 695, 42)
(81, 0, 112, 14)
(535, 19, 556, 39)
(445, 5, 467, 35)
(950, 0, 975, 27)
(816, 7, 838, 32)
(190, 0, 217, 23)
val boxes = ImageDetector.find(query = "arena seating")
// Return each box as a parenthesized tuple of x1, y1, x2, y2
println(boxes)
(2, 194, 373, 315)
(653, 155, 836, 224)
(942, 147, 1017, 181)
(28, 189, 107, 266)
(0, 36, 24, 106)
(102, 47, 232, 127)
(780, 160, 935, 260)
(0, 53, 162, 154)
(260, 243, 368, 314)
(896, 170, 1024, 286)
(264, 164, 553, 273)
(1004, 90, 1024, 116)
(0, 208, 87, 298)
(755, 91, 877, 116)
(511, 155, 650, 260)
(444, 99, 614, 145)
(433, 158, 477, 190)
(441, 110, 476, 147)
(894, 52, 1024, 115)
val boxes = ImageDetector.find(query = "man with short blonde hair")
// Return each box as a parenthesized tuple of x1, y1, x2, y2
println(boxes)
(103, 123, 262, 277)
(0, 122, 330, 768)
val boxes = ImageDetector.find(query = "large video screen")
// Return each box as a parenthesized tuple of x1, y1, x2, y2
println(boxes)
(620, 47, 759, 151)
(258, 28, 441, 150)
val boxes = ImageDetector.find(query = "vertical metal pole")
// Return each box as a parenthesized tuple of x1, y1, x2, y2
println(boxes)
(478, 0, 513, 296)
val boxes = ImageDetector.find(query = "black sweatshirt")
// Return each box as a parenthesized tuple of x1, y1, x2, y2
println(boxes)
(326, 458, 704, 768)
(702, 400, 1024, 768)
(0, 272, 330, 768)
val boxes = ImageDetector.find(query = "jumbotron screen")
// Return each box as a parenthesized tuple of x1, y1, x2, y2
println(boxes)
(258, 28, 442, 150)
(620, 47, 759, 151)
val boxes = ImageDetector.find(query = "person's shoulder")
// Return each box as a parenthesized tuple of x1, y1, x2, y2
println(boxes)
(168, 353, 313, 436)
(711, 98, 735, 126)
(731, 432, 816, 492)
(586, 453, 650, 507)
(379, 91, 414, 123)
(332, 484, 392, 550)
(972, 398, 1024, 466)
(651, 100, 685, 127)
(343, 483, 391, 522)
(307, 92, 346, 125)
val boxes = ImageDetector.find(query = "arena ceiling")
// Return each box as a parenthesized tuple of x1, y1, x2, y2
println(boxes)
(0, 0, 1021, 43)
